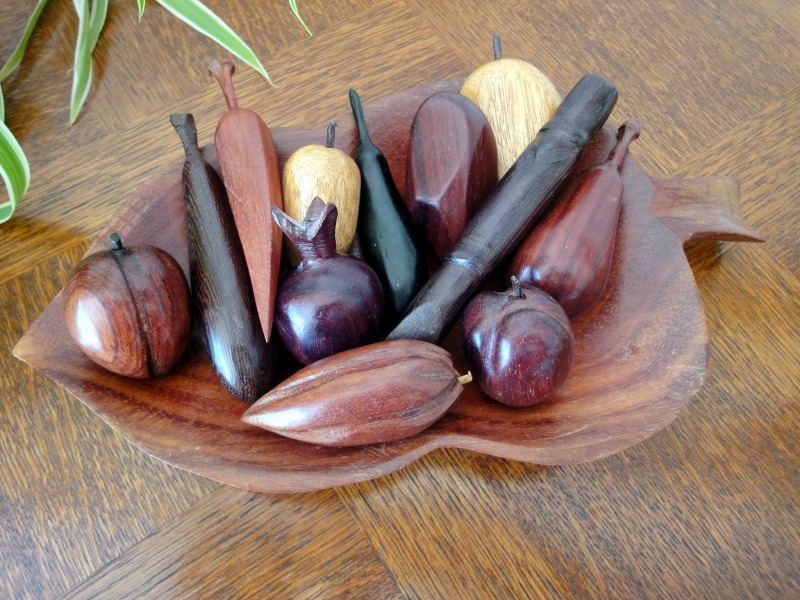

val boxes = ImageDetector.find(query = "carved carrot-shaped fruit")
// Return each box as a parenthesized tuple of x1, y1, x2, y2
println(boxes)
(208, 58, 283, 342)
(171, 113, 275, 403)
(461, 35, 562, 178)
(405, 91, 498, 262)
(509, 121, 641, 317)
(242, 340, 471, 447)
(282, 122, 361, 264)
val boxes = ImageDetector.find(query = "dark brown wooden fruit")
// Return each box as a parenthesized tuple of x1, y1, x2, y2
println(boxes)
(14, 81, 763, 493)
(405, 92, 498, 261)
(209, 59, 283, 343)
(272, 197, 383, 365)
(462, 278, 574, 407)
(171, 113, 275, 403)
(509, 121, 641, 317)
(63, 233, 190, 378)
(242, 340, 467, 446)
(388, 74, 618, 344)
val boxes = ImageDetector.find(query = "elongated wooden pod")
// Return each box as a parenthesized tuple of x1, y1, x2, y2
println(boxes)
(388, 74, 618, 343)
(350, 89, 428, 325)
(171, 113, 275, 403)
(405, 92, 498, 262)
(208, 59, 283, 342)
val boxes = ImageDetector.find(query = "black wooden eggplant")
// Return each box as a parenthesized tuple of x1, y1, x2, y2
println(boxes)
(349, 88, 427, 326)
(170, 113, 275, 403)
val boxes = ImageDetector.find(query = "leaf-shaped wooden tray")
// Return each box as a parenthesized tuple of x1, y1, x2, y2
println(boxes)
(14, 81, 762, 493)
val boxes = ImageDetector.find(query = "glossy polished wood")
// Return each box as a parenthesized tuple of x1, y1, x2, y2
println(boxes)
(272, 198, 383, 364)
(209, 59, 283, 343)
(389, 74, 618, 343)
(462, 280, 574, 407)
(15, 79, 762, 493)
(3, 1, 797, 597)
(510, 121, 641, 317)
(243, 340, 464, 446)
(172, 113, 275, 403)
(405, 92, 498, 261)
(63, 236, 191, 378)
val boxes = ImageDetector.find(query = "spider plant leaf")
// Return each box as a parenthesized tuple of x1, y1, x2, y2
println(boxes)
(289, 0, 312, 36)
(0, 0, 50, 82)
(89, 0, 109, 51)
(0, 84, 4, 123)
(0, 115, 31, 223)
(138, 0, 146, 21)
(155, 0, 273, 85)
(69, 0, 94, 125)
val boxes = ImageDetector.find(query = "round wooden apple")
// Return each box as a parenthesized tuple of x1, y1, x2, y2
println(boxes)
(462, 277, 574, 407)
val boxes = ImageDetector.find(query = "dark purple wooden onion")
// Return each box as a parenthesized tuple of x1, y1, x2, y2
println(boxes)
(272, 198, 384, 365)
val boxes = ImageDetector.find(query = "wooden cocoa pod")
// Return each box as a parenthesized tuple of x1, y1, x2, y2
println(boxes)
(241, 340, 470, 446)
(63, 233, 191, 378)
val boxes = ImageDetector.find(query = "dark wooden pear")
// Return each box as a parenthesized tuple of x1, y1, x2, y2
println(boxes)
(405, 92, 498, 262)
(349, 88, 427, 326)
(388, 74, 618, 344)
(171, 113, 275, 403)
(273, 197, 383, 365)
(509, 121, 641, 317)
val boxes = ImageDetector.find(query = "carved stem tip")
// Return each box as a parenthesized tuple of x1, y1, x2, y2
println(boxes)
(208, 59, 238, 111)
(170, 113, 199, 156)
(326, 121, 336, 148)
(349, 89, 371, 144)
(110, 232, 123, 251)
(510, 276, 526, 299)
(493, 34, 502, 60)
(608, 120, 642, 171)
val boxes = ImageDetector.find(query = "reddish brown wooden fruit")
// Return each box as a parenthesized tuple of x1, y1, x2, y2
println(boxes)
(63, 233, 190, 378)
(209, 58, 283, 342)
(509, 121, 641, 317)
(405, 92, 498, 261)
(242, 340, 468, 446)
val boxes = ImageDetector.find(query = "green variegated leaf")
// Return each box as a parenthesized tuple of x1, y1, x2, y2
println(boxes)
(89, 0, 109, 51)
(0, 0, 50, 82)
(69, 0, 94, 125)
(155, 0, 273, 84)
(138, 0, 146, 21)
(289, 0, 312, 36)
(0, 84, 4, 123)
(0, 116, 30, 223)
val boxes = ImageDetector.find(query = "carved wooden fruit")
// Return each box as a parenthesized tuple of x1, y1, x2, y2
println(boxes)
(14, 80, 764, 493)
(63, 233, 191, 378)
(208, 59, 283, 342)
(272, 197, 383, 365)
(509, 121, 641, 317)
(462, 278, 574, 407)
(242, 340, 467, 447)
(461, 36, 562, 177)
(405, 92, 498, 262)
(282, 122, 361, 264)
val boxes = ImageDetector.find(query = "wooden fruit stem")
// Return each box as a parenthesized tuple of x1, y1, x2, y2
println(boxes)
(326, 121, 336, 148)
(493, 34, 502, 60)
(458, 372, 474, 385)
(109, 232, 123, 251)
(272, 197, 338, 261)
(208, 59, 239, 111)
(607, 121, 641, 171)
(349, 89, 371, 144)
(510, 276, 525, 299)
(170, 113, 200, 158)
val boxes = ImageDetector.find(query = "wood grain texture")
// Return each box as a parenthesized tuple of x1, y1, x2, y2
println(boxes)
(2, 1, 798, 598)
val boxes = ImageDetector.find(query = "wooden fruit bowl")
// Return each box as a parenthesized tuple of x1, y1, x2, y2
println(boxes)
(14, 81, 762, 493)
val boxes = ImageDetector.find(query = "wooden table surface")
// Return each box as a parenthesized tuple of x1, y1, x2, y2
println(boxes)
(2, 1, 798, 598)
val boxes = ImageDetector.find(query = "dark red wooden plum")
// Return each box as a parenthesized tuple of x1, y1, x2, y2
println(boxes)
(272, 197, 384, 365)
(462, 278, 574, 407)
(509, 121, 641, 317)
(405, 92, 498, 262)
